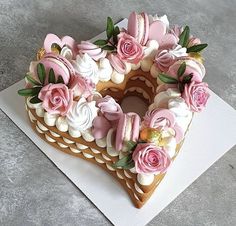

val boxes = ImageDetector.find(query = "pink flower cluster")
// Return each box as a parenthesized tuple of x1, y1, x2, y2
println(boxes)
(117, 32, 144, 64)
(132, 143, 171, 174)
(183, 81, 210, 112)
(38, 83, 73, 116)
(92, 96, 123, 139)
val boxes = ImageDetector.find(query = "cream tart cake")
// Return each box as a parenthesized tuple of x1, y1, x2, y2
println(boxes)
(18, 11, 209, 208)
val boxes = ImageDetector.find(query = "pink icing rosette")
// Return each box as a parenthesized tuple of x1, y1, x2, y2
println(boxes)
(182, 81, 210, 112)
(69, 74, 95, 98)
(154, 50, 176, 72)
(77, 41, 107, 61)
(97, 95, 123, 121)
(143, 108, 184, 143)
(44, 33, 78, 58)
(38, 83, 73, 116)
(117, 32, 144, 64)
(132, 143, 171, 174)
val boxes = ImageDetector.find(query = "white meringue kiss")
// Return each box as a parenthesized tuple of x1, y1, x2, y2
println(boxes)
(66, 97, 98, 132)
(97, 58, 113, 82)
(168, 97, 193, 133)
(72, 53, 99, 84)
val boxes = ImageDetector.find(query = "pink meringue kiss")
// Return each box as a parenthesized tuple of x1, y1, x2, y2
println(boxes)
(167, 59, 206, 82)
(97, 95, 123, 122)
(143, 108, 184, 143)
(77, 41, 107, 61)
(154, 50, 176, 72)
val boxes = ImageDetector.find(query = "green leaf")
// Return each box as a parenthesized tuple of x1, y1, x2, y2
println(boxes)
(122, 161, 135, 169)
(187, 43, 208, 53)
(93, 39, 108, 46)
(48, 68, 56, 83)
(106, 17, 114, 39)
(113, 26, 120, 44)
(126, 141, 137, 152)
(158, 73, 179, 84)
(177, 62, 186, 77)
(182, 73, 193, 84)
(25, 74, 41, 86)
(102, 45, 115, 51)
(17, 87, 41, 97)
(56, 75, 65, 84)
(178, 26, 190, 47)
(178, 82, 184, 93)
(112, 154, 134, 169)
(29, 95, 42, 104)
(114, 26, 120, 35)
(37, 63, 46, 85)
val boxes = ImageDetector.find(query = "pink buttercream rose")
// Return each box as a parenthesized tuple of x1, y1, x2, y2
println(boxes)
(97, 95, 123, 121)
(69, 74, 95, 98)
(38, 83, 73, 116)
(117, 32, 144, 64)
(182, 81, 210, 112)
(132, 143, 171, 174)
(154, 50, 176, 72)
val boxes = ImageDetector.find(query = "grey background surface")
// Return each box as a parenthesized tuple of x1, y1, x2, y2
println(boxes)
(0, 0, 235, 225)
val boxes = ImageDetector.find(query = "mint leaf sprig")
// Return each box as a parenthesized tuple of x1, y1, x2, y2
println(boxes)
(18, 63, 65, 104)
(158, 62, 193, 93)
(112, 140, 147, 169)
(112, 153, 135, 169)
(178, 26, 208, 53)
(93, 17, 120, 52)
(187, 43, 208, 53)
(178, 26, 190, 47)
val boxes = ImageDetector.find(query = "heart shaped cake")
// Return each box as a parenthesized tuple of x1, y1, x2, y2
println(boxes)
(18, 12, 209, 208)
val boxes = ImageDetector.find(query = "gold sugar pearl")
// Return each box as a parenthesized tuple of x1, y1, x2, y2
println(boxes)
(140, 128, 161, 143)
(51, 43, 62, 55)
(51, 47, 60, 55)
(189, 52, 204, 64)
(36, 48, 46, 60)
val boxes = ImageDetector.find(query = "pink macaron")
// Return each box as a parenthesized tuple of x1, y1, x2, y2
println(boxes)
(115, 112, 141, 151)
(128, 12, 149, 46)
(39, 53, 75, 85)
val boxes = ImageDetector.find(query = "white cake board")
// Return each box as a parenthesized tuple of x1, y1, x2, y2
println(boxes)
(0, 19, 236, 226)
